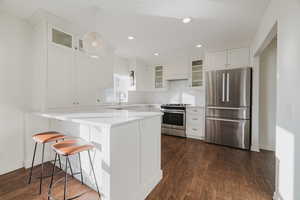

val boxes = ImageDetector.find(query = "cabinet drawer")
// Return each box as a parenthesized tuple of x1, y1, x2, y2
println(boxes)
(186, 115, 204, 126)
(186, 107, 204, 115)
(186, 126, 204, 139)
(187, 126, 202, 133)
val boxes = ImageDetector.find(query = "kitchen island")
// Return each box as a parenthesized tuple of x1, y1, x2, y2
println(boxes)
(24, 109, 163, 200)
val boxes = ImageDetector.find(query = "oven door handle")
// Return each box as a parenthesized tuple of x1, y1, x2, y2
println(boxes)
(161, 109, 185, 114)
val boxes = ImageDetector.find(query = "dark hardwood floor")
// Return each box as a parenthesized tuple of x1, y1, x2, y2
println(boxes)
(147, 136, 275, 200)
(0, 135, 275, 200)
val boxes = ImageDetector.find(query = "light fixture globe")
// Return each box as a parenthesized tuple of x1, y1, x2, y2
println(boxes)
(82, 32, 104, 58)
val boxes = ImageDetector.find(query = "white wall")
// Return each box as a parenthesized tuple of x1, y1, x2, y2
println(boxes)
(259, 38, 277, 151)
(252, 0, 300, 199)
(114, 56, 129, 76)
(0, 11, 32, 175)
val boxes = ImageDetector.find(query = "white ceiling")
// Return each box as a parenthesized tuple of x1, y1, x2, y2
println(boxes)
(0, 0, 270, 64)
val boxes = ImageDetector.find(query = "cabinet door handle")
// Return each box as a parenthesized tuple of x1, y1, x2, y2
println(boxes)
(192, 128, 198, 131)
(192, 118, 198, 120)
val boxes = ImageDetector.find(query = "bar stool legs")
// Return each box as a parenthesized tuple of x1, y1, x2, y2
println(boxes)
(28, 142, 37, 184)
(48, 153, 101, 200)
(64, 157, 68, 200)
(88, 150, 101, 199)
(67, 157, 74, 177)
(48, 139, 101, 200)
(39, 143, 45, 194)
(28, 132, 66, 195)
(28, 142, 65, 194)
(28, 142, 45, 194)
(78, 153, 84, 185)
(49, 153, 57, 189)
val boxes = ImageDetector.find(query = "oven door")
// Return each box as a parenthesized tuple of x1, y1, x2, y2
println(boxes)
(161, 110, 186, 130)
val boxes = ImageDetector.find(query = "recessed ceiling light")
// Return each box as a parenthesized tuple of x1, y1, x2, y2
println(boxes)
(154, 53, 160, 56)
(182, 17, 192, 24)
(128, 36, 135, 40)
(196, 44, 203, 48)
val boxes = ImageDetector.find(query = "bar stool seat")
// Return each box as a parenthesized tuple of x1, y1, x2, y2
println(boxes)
(33, 132, 66, 143)
(48, 139, 101, 200)
(51, 139, 94, 156)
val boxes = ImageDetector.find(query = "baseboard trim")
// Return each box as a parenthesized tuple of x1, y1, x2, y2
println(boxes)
(273, 191, 284, 200)
(0, 167, 25, 176)
(24, 157, 52, 169)
(0, 160, 24, 176)
(260, 144, 275, 151)
(186, 135, 205, 140)
(137, 170, 163, 200)
(251, 144, 260, 152)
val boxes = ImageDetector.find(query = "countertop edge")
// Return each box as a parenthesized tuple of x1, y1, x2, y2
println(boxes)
(32, 112, 163, 127)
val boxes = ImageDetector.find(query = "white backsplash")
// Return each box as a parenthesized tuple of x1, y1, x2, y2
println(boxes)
(128, 80, 205, 106)
(127, 91, 149, 104)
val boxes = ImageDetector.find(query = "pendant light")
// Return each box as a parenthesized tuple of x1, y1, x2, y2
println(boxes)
(83, 6, 104, 58)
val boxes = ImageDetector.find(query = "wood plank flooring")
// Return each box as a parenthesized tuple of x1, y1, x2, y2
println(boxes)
(0, 135, 275, 200)
(147, 136, 275, 200)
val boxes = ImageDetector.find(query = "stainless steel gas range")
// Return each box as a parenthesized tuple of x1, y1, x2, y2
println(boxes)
(160, 104, 188, 137)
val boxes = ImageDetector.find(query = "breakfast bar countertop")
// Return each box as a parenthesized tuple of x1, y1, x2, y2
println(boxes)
(34, 109, 163, 127)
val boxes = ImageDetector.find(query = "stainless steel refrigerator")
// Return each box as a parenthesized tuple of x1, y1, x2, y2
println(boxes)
(205, 67, 252, 150)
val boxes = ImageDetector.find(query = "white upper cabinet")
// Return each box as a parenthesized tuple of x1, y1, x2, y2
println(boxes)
(47, 43, 75, 108)
(205, 48, 251, 70)
(75, 51, 99, 106)
(206, 51, 227, 69)
(68, 36, 114, 107)
(227, 48, 250, 68)
(30, 12, 114, 111)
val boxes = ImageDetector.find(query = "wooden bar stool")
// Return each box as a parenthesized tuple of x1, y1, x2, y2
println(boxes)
(28, 131, 72, 194)
(48, 139, 101, 200)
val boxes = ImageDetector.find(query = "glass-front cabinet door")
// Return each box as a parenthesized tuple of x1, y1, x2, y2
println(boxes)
(155, 66, 163, 89)
(50, 27, 73, 49)
(191, 60, 203, 88)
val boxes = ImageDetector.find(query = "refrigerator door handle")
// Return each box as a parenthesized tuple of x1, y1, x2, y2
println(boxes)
(222, 73, 225, 102)
(206, 117, 242, 123)
(207, 106, 248, 110)
(226, 73, 230, 102)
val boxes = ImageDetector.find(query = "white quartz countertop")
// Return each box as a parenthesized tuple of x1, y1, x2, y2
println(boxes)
(35, 109, 163, 127)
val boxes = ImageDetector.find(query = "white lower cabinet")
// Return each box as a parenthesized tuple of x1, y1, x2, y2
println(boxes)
(186, 107, 205, 140)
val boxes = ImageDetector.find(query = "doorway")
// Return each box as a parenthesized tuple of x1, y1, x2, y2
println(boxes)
(258, 35, 278, 197)
(259, 37, 277, 151)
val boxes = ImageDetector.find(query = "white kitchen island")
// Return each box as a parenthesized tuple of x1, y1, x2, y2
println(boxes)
(24, 109, 163, 200)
